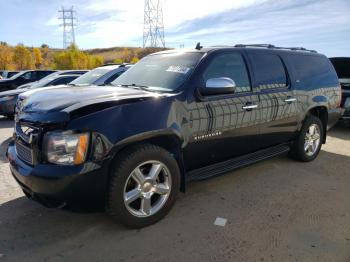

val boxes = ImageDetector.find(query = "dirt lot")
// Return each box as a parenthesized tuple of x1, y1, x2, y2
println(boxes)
(0, 117, 349, 262)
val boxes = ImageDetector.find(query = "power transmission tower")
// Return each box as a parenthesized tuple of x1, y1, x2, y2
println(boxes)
(143, 0, 165, 48)
(59, 6, 77, 49)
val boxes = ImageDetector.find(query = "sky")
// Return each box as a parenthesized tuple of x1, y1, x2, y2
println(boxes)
(0, 0, 349, 56)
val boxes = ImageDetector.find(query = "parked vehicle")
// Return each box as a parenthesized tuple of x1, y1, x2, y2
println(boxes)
(0, 74, 80, 118)
(329, 57, 350, 120)
(17, 70, 89, 89)
(68, 64, 131, 86)
(0, 70, 56, 92)
(8, 44, 342, 228)
(0, 70, 20, 79)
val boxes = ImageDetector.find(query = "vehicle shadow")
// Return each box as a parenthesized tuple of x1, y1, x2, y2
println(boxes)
(0, 150, 350, 262)
(328, 120, 350, 140)
(0, 137, 11, 164)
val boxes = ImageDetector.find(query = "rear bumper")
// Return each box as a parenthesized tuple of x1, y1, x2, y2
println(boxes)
(7, 141, 111, 207)
(327, 107, 343, 129)
(341, 97, 350, 119)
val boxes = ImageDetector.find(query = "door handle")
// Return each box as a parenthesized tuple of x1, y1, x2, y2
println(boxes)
(284, 97, 297, 103)
(242, 104, 258, 110)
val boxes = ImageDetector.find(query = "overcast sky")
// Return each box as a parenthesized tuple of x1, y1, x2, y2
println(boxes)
(0, 0, 349, 56)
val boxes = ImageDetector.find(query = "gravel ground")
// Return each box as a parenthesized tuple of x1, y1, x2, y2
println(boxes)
(0, 117, 349, 262)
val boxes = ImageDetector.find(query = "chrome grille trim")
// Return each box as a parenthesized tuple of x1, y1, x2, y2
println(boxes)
(15, 141, 34, 165)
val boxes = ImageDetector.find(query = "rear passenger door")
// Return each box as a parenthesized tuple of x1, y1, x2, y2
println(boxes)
(248, 52, 299, 147)
(184, 51, 261, 170)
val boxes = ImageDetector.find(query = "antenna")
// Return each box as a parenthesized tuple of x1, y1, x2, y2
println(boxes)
(195, 42, 203, 50)
(143, 0, 165, 48)
(59, 6, 77, 49)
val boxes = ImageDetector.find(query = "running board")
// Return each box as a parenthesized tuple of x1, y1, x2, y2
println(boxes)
(188, 144, 291, 181)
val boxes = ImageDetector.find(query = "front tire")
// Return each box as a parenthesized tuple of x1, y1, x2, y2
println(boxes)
(107, 144, 180, 228)
(290, 115, 324, 162)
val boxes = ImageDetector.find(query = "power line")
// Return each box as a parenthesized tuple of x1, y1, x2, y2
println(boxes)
(59, 6, 77, 49)
(143, 0, 165, 48)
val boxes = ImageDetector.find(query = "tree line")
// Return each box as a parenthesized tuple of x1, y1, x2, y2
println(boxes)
(0, 42, 168, 71)
(0, 42, 105, 70)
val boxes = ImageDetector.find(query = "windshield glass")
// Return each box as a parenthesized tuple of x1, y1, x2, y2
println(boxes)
(112, 52, 204, 92)
(69, 68, 109, 86)
(8, 71, 26, 80)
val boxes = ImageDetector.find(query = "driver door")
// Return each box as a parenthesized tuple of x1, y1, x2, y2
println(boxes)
(183, 51, 261, 170)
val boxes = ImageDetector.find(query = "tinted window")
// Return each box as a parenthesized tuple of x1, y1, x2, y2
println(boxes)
(70, 68, 110, 86)
(50, 76, 77, 86)
(250, 53, 287, 90)
(202, 52, 251, 93)
(105, 70, 125, 85)
(287, 55, 339, 89)
(22, 71, 35, 80)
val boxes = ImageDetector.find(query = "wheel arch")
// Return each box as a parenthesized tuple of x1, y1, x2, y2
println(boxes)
(110, 131, 187, 192)
(305, 106, 328, 143)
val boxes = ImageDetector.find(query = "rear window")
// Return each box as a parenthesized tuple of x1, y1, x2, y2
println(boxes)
(287, 54, 339, 89)
(250, 53, 288, 90)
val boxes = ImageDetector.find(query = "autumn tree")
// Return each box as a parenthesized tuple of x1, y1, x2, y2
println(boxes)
(13, 44, 34, 70)
(114, 58, 123, 64)
(33, 48, 43, 69)
(131, 57, 139, 64)
(53, 44, 104, 70)
(0, 43, 13, 70)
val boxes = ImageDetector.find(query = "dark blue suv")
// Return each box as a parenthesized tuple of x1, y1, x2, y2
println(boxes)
(7, 44, 342, 228)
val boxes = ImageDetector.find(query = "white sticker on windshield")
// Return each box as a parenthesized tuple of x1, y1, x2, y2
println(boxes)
(166, 66, 190, 74)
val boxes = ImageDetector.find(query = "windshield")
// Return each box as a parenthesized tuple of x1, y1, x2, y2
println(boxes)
(8, 71, 26, 80)
(69, 68, 109, 86)
(27, 72, 62, 89)
(112, 52, 204, 92)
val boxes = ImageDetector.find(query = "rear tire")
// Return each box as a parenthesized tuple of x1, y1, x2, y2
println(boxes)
(107, 144, 180, 228)
(290, 115, 324, 162)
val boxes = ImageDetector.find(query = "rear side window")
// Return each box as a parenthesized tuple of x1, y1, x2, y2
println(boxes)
(202, 52, 251, 93)
(250, 53, 288, 90)
(287, 55, 339, 89)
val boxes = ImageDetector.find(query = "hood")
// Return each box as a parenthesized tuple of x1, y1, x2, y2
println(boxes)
(0, 88, 28, 97)
(17, 85, 163, 123)
(0, 79, 11, 85)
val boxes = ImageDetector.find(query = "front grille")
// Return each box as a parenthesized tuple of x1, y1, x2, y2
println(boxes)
(15, 141, 34, 165)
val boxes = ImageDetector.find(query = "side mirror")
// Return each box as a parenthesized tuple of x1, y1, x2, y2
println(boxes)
(201, 77, 236, 96)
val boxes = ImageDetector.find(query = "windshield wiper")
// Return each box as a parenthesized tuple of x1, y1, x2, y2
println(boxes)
(118, 84, 153, 92)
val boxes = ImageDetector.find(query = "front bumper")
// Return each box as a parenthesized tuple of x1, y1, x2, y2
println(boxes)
(7, 141, 111, 207)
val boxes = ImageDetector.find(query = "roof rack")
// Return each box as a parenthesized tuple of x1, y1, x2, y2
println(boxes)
(234, 44, 317, 53)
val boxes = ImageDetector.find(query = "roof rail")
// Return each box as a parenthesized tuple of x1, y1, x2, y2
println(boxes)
(100, 63, 131, 67)
(234, 44, 317, 53)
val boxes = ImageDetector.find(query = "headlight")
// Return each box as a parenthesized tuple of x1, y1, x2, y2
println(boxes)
(43, 131, 90, 165)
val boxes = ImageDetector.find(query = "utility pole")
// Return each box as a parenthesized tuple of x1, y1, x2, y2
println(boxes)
(143, 0, 165, 48)
(59, 6, 77, 49)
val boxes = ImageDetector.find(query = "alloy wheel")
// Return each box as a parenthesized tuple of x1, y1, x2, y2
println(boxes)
(304, 124, 321, 156)
(123, 160, 172, 217)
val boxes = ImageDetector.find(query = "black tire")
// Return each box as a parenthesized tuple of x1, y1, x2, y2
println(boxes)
(290, 115, 324, 162)
(107, 144, 180, 228)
